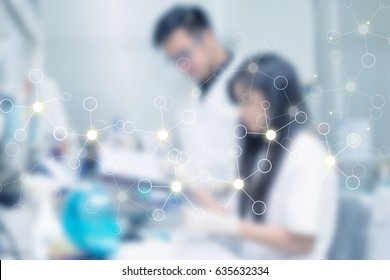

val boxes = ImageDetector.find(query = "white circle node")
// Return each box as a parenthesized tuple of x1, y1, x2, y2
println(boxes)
(85, 199, 100, 214)
(326, 30, 341, 44)
(264, 34, 279, 49)
(361, 53, 376, 68)
(123, 121, 135, 133)
(230, 145, 242, 158)
(198, 170, 212, 182)
(154, 96, 167, 109)
(176, 57, 191, 72)
(330, 50, 343, 63)
(182, 110, 196, 124)
(346, 175, 360, 190)
(14, 129, 27, 141)
(152, 209, 166, 222)
(310, 85, 323, 97)
(378, 146, 390, 158)
(5, 142, 20, 157)
(289, 151, 302, 163)
(0, 99, 14, 113)
(257, 159, 272, 173)
(318, 122, 330, 135)
(83, 97, 98, 111)
(233, 32, 246, 44)
(252, 200, 267, 215)
(347, 133, 361, 148)
(193, 208, 205, 220)
(233, 124, 247, 139)
(53, 127, 68, 141)
(62, 92, 71, 101)
(370, 108, 382, 119)
(29, 69, 43, 83)
(273, 75, 288, 90)
(68, 157, 81, 169)
(110, 223, 122, 235)
(13, 204, 25, 216)
(295, 111, 308, 124)
(380, 0, 390, 8)
(213, 66, 225, 79)
(138, 179, 152, 193)
(371, 94, 385, 108)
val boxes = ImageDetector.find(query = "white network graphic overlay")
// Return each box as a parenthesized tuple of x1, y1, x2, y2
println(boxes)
(1, 1, 390, 235)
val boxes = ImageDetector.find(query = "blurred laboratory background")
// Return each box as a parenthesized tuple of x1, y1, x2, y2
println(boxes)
(1, 0, 390, 260)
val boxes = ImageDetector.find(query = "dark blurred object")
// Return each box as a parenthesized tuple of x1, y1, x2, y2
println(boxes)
(0, 176, 20, 207)
(0, 94, 21, 206)
(328, 192, 371, 259)
(80, 143, 98, 178)
(153, 5, 210, 46)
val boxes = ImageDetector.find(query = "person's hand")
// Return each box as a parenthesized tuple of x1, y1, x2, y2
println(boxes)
(184, 208, 240, 237)
(186, 182, 230, 212)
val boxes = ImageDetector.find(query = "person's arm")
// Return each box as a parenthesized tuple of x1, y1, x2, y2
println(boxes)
(239, 220, 315, 254)
(185, 205, 315, 254)
(191, 186, 221, 211)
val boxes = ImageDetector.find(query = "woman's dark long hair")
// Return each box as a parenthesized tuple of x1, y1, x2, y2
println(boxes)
(228, 53, 307, 220)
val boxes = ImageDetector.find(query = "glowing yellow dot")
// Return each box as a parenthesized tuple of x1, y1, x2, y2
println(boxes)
(158, 130, 169, 141)
(266, 130, 276, 140)
(171, 181, 182, 192)
(233, 179, 244, 190)
(87, 129, 97, 140)
(32, 102, 43, 113)
(325, 155, 336, 167)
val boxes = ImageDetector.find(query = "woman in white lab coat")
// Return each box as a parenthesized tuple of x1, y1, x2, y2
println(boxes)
(190, 53, 338, 259)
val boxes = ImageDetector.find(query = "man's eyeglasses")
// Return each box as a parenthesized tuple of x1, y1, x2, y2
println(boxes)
(168, 33, 204, 62)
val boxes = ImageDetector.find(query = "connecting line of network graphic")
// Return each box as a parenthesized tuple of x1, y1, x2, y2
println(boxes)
(65, 93, 207, 226)
(170, 8, 390, 217)
(172, 34, 324, 217)
(0, 70, 206, 229)
(2, 2, 390, 227)
(307, 0, 390, 179)
(0, 69, 75, 216)
(79, 7, 390, 227)
(324, 0, 389, 117)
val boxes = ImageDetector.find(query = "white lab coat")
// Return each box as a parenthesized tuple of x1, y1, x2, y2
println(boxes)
(177, 54, 243, 183)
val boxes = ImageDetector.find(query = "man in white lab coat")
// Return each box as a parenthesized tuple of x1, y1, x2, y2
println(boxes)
(153, 6, 242, 185)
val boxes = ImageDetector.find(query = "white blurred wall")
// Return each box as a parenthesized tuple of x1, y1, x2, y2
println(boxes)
(40, 0, 315, 130)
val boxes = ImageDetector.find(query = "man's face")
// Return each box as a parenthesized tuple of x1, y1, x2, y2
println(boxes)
(163, 28, 214, 81)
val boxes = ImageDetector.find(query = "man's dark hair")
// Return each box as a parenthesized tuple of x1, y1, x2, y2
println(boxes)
(153, 6, 211, 46)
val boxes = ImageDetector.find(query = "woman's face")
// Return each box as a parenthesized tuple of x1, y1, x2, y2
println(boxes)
(233, 81, 268, 133)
